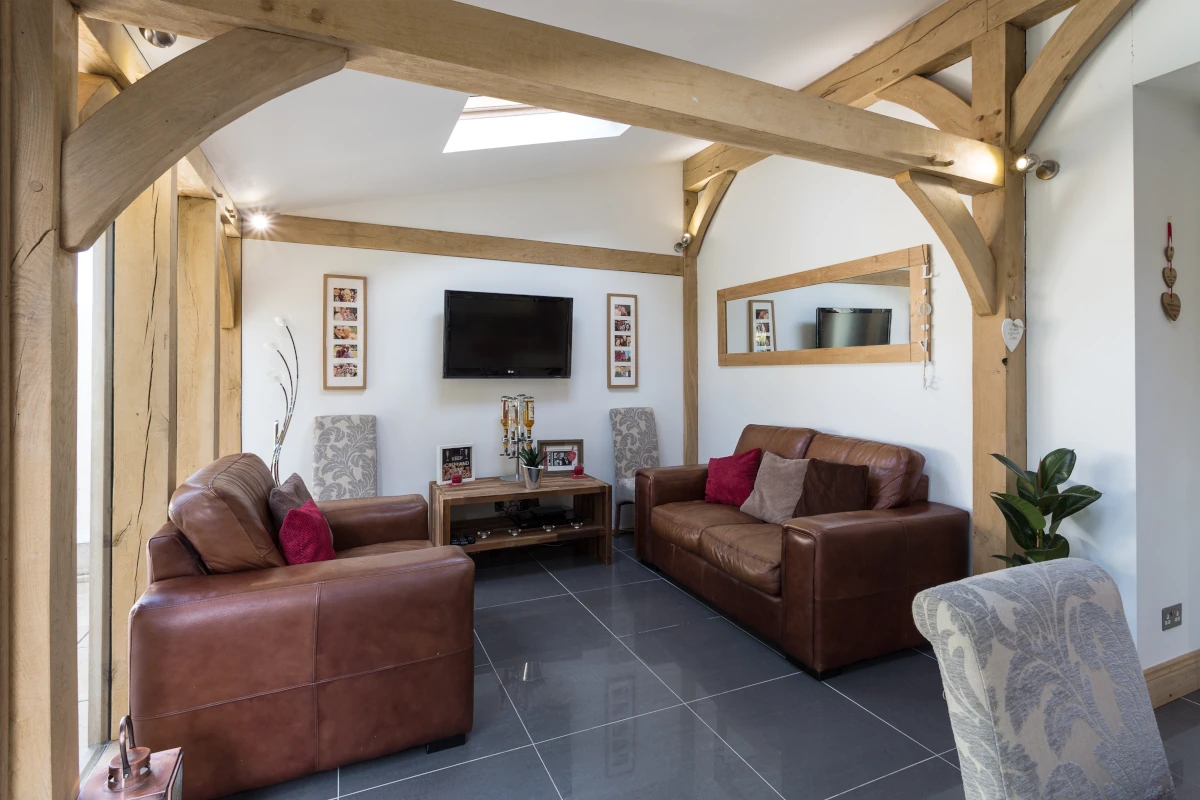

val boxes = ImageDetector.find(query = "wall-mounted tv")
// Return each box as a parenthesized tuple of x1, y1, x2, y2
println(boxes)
(443, 290, 573, 378)
(816, 307, 892, 349)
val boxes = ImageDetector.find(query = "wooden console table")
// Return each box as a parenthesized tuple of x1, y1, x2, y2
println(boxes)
(428, 475, 612, 565)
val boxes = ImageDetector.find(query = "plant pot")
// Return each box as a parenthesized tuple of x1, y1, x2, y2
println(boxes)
(521, 465, 543, 489)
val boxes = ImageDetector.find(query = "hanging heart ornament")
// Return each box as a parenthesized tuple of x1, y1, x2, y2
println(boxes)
(1164, 266, 1177, 288)
(1162, 293, 1182, 321)
(1001, 318, 1025, 353)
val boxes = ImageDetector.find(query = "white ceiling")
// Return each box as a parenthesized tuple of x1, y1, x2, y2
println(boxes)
(127, 0, 946, 213)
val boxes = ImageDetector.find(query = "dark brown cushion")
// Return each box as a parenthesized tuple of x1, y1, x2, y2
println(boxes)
(793, 459, 869, 518)
(740, 452, 810, 524)
(804, 434, 925, 510)
(269, 473, 313, 534)
(168, 453, 286, 573)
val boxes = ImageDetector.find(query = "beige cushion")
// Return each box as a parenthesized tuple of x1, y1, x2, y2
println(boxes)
(740, 452, 809, 524)
(268, 473, 314, 534)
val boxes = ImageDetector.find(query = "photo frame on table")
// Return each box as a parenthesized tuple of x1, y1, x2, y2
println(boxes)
(537, 439, 584, 473)
(436, 443, 475, 485)
(607, 293, 638, 388)
(748, 299, 775, 353)
(323, 274, 367, 389)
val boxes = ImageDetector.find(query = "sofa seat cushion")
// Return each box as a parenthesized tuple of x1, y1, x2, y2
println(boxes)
(335, 540, 433, 560)
(699, 524, 783, 596)
(651, 501, 761, 554)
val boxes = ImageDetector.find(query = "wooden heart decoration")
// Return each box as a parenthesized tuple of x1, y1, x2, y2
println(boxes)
(1001, 318, 1025, 353)
(1166, 246, 1175, 261)
(1163, 266, 1178, 288)
(1163, 292, 1182, 321)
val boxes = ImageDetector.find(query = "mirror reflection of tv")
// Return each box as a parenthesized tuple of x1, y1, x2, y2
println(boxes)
(816, 307, 892, 349)
(443, 290, 573, 378)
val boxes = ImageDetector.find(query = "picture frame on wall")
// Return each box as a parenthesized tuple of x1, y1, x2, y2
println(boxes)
(607, 293, 638, 388)
(436, 443, 475, 485)
(537, 439, 584, 473)
(748, 299, 775, 353)
(324, 274, 367, 389)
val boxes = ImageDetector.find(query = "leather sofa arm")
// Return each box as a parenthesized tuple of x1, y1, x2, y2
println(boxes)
(129, 546, 474, 720)
(634, 465, 709, 561)
(318, 494, 429, 550)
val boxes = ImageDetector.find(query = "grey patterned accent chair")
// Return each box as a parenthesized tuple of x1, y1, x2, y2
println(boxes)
(312, 414, 379, 501)
(609, 408, 660, 532)
(913, 558, 1175, 800)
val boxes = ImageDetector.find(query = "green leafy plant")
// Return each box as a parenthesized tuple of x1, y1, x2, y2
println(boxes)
(991, 448, 1102, 567)
(518, 446, 545, 469)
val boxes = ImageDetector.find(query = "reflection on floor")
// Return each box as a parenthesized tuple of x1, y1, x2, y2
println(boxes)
(102, 534, 1200, 799)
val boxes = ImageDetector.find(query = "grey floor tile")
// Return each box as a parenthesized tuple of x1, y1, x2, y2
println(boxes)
(474, 631, 488, 667)
(530, 544, 658, 593)
(222, 769, 337, 800)
(940, 749, 960, 768)
(827, 650, 955, 752)
(350, 746, 558, 800)
(539, 704, 779, 800)
(835, 756, 965, 800)
(471, 548, 535, 570)
(1186, 691, 1200, 707)
(1157, 699, 1200, 787)
(575, 579, 715, 637)
(691, 672, 931, 800)
(612, 532, 636, 552)
(338, 667, 530, 795)
(1176, 774, 1200, 800)
(474, 594, 612, 664)
(491, 638, 680, 742)
(624, 616, 796, 702)
(474, 561, 568, 610)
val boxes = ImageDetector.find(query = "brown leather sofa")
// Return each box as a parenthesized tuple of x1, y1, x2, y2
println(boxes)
(635, 425, 968, 677)
(130, 454, 474, 800)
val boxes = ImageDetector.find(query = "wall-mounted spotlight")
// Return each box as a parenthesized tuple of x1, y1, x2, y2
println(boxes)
(1014, 153, 1060, 181)
(673, 232, 694, 253)
(138, 28, 178, 48)
(249, 213, 272, 232)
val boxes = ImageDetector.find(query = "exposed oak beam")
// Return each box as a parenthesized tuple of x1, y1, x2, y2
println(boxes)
(896, 171, 998, 316)
(876, 76, 975, 140)
(988, 0, 1084, 30)
(76, 0, 1004, 197)
(61, 27, 346, 252)
(686, 171, 737, 258)
(1010, 0, 1136, 151)
(77, 72, 119, 123)
(245, 215, 684, 277)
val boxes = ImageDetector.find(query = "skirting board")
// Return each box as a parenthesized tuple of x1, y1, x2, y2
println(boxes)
(1146, 648, 1200, 708)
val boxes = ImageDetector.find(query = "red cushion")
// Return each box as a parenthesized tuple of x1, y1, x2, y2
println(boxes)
(705, 448, 762, 506)
(278, 500, 336, 566)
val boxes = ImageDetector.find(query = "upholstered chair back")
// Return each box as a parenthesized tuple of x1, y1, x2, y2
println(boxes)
(913, 559, 1174, 800)
(609, 408, 660, 479)
(312, 414, 378, 500)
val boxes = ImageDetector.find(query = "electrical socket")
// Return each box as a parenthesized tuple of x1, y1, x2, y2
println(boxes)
(1163, 603, 1183, 631)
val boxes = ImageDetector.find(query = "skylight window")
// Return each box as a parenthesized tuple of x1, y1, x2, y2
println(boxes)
(443, 96, 631, 153)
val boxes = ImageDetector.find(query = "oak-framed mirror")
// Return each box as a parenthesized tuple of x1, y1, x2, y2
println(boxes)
(717, 245, 931, 366)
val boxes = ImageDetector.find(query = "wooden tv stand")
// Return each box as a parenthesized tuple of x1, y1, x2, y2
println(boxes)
(428, 474, 613, 565)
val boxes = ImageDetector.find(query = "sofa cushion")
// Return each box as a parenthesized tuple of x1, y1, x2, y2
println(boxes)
(278, 500, 336, 565)
(735, 425, 818, 460)
(269, 473, 314, 534)
(699, 524, 783, 596)
(705, 448, 762, 506)
(168, 453, 286, 573)
(335, 540, 433, 560)
(651, 501, 761, 554)
(805, 434, 925, 510)
(740, 452, 810, 524)
(793, 459, 870, 518)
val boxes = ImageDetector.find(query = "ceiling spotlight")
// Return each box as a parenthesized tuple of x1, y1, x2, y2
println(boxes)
(249, 213, 271, 232)
(138, 28, 178, 48)
(673, 232, 694, 253)
(1014, 153, 1060, 180)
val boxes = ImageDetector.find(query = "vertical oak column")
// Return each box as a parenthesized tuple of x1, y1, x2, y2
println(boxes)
(219, 233, 243, 455)
(176, 196, 220, 478)
(971, 24, 1028, 574)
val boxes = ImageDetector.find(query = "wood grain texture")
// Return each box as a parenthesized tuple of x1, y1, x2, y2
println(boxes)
(61, 27, 346, 252)
(876, 76, 975, 139)
(988, 0, 1082, 29)
(110, 168, 177, 735)
(1009, 0, 1137, 151)
(76, 72, 119, 123)
(76, 0, 1004, 197)
(247, 214, 685, 276)
(1145, 649, 1200, 708)
(723, 344, 915, 366)
(970, 24, 1028, 575)
(896, 171, 998, 316)
(721, 246, 928, 302)
(218, 233, 242, 455)
(686, 171, 736, 258)
(3, 2, 80, 796)
(176, 196, 220, 479)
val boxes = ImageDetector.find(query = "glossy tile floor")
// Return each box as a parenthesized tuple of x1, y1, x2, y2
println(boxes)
(228, 534, 1200, 800)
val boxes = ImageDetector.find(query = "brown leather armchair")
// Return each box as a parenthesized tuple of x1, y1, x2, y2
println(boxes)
(130, 454, 474, 800)
(635, 425, 969, 677)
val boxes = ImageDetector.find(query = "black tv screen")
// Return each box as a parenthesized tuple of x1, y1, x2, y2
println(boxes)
(443, 290, 573, 378)
(816, 308, 892, 348)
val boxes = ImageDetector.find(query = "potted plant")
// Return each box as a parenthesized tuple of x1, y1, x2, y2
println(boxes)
(518, 445, 546, 489)
(991, 448, 1102, 566)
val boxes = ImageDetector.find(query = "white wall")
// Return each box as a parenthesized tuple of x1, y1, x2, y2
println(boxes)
(242, 164, 685, 497)
(696, 102, 974, 513)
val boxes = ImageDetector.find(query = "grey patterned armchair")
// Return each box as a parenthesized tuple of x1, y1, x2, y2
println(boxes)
(312, 414, 379, 500)
(609, 408, 660, 532)
(914, 558, 1175, 800)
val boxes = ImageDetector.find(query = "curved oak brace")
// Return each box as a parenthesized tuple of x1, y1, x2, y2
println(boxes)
(876, 76, 975, 140)
(896, 171, 998, 316)
(1010, 0, 1136, 151)
(686, 171, 737, 258)
(61, 28, 346, 253)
